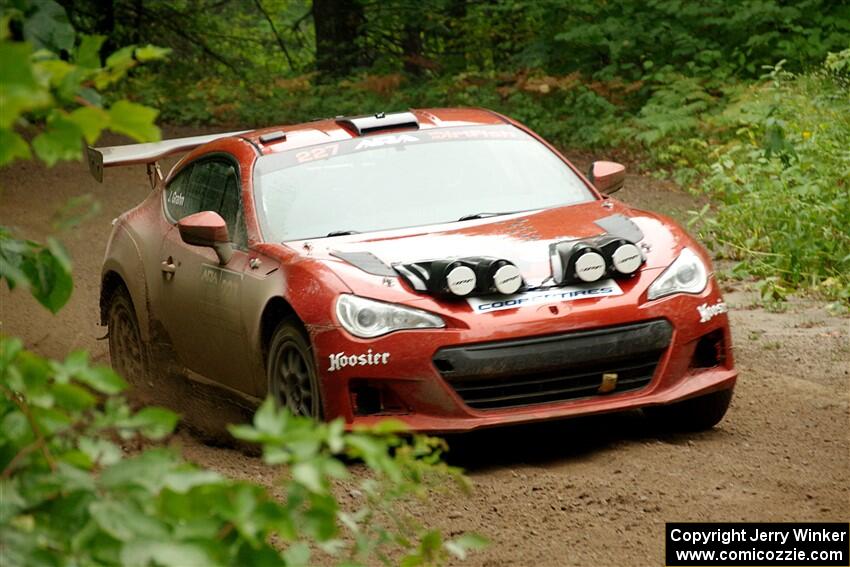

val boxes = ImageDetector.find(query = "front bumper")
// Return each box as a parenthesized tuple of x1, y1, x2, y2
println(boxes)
(309, 277, 737, 433)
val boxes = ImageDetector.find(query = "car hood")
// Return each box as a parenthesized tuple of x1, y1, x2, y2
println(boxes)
(284, 199, 698, 303)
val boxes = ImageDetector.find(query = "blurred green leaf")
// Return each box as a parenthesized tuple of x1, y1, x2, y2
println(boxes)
(22, 0, 75, 53)
(68, 106, 110, 144)
(121, 407, 179, 440)
(108, 100, 160, 142)
(31, 114, 84, 166)
(78, 437, 123, 467)
(52, 382, 96, 411)
(0, 41, 49, 128)
(135, 45, 171, 62)
(89, 499, 169, 541)
(19, 241, 73, 313)
(162, 469, 223, 493)
(120, 540, 219, 567)
(104, 45, 135, 69)
(75, 35, 105, 69)
(0, 128, 31, 166)
(292, 461, 325, 494)
(282, 542, 311, 566)
(74, 365, 126, 395)
(445, 533, 489, 560)
(100, 449, 177, 491)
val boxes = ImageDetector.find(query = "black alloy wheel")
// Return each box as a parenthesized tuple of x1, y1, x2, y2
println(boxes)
(267, 317, 322, 418)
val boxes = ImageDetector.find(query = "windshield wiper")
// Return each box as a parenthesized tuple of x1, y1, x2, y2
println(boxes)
(326, 230, 360, 237)
(457, 211, 512, 222)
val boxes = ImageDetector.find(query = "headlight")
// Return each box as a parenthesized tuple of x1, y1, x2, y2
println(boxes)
(335, 294, 446, 338)
(647, 247, 708, 300)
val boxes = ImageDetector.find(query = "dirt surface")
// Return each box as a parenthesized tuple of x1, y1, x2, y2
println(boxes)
(2, 131, 848, 566)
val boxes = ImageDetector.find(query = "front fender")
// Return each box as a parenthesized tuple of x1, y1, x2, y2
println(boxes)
(243, 244, 354, 396)
(101, 223, 151, 341)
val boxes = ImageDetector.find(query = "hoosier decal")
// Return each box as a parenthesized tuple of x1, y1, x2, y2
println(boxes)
(697, 300, 728, 322)
(467, 280, 624, 314)
(328, 349, 390, 372)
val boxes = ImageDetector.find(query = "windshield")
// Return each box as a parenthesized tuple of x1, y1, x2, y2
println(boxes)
(253, 124, 594, 241)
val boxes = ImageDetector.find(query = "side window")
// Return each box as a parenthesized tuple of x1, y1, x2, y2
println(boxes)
(164, 164, 196, 220)
(165, 159, 247, 248)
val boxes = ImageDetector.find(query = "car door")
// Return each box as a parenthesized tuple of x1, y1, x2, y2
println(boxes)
(158, 157, 253, 392)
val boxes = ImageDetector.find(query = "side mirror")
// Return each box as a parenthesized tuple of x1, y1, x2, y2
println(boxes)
(178, 211, 232, 264)
(588, 161, 626, 195)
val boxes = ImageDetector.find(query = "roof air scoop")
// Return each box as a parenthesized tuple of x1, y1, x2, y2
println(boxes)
(337, 111, 420, 135)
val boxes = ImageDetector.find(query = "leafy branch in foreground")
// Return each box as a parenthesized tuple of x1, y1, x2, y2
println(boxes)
(1, 0, 166, 312)
(0, 337, 485, 566)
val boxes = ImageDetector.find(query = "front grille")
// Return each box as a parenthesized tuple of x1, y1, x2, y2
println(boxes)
(433, 320, 672, 410)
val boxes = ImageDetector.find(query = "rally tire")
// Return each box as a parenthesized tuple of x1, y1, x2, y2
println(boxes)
(106, 285, 149, 387)
(267, 317, 323, 419)
(644, 387, 734, 432)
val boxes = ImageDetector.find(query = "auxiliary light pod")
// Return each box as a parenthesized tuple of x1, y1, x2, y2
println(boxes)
(550, 235, 644, 285)
(397, 257, 524, 298)
(595, 235, 643, 276)
(551, 241, 607, 284)
(463, 257, 524, 295)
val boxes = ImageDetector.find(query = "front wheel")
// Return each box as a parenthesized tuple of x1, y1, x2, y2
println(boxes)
(644, 387, 734, 431)
(267, 317, 323, 419)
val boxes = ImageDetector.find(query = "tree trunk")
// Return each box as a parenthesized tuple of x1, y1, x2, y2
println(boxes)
(312, 0, 365, 76)
(402, 23, 423, 75)
(94, 0, 116, 60)
(93, 0, 115, 37)
(444, 0, 467, 72)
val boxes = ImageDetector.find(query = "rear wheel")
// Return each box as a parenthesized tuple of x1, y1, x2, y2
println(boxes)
(267, 317, 322, 419)
(644, 387, 733, 431)
(106, 285, 148, 387)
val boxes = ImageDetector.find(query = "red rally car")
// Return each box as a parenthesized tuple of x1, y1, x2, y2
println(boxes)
(90, 108, 737, 433)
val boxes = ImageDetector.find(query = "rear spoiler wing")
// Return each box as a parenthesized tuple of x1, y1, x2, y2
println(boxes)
(86, 130, 248, 184)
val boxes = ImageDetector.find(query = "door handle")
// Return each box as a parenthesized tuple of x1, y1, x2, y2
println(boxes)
(161, 258, 177, 274)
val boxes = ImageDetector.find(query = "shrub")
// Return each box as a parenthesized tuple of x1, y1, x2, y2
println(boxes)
(0, 337, 485, 565)
(691, 54, 850, 302)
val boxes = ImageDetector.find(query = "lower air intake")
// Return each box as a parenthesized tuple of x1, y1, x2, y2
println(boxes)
(433, 320, 672, 410)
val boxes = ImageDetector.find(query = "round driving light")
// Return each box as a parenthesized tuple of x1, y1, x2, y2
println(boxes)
(574, 251, 606, 282)
(611, 243, 642, 274)
(493, 264, 522, 294)
(445, 265, 477, 296)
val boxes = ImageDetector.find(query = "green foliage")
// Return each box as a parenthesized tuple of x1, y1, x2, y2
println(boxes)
(0, 0, 166, 312)
(90, 0, 850, 80)
(0, 337, 483, 565)
(689, 53, 850, 302)
(825, 46, 850, 77)
(0, 230, 73, 313)
(545, 0, 850, 80)
(102, 0, 847, 140)
(0, 1, 168, 167)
